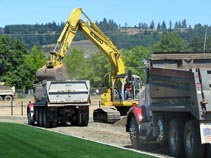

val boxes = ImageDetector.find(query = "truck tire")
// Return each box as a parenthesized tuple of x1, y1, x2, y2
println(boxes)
(43, 109, 51, 128)
(4, 95, 12, 101)
(0, 96, 3, 100)
(77, 113, 89, 127)
(157, 118, 167, 145)
(82, 113, 89, 126)
(184, 120, 205, 158)
(38, 109, 43, 127)
(76, 108, 89, 127)
(129, 116, 141, 149)
(169, 119, 185, 157)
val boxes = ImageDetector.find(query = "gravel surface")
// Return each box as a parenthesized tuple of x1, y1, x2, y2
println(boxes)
(49, 121, 131, 147)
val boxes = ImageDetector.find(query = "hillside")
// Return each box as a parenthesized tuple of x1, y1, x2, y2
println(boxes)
(42, 40, 99, 56)
(0, 18, 211, 51)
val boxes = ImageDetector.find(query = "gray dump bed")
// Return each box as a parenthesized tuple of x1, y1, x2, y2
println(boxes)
(0, 85, 15, 95)
(46, 80, 90, 106)
(148, 52, 211, 120)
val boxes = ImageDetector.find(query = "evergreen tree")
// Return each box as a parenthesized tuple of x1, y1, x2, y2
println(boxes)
(174, 21, 179, 29)
(149, 20, 155, 29)
(169, 20, 172, 31)
(161, 21, 167, 30)
(157, 22, 161, 30)
(182, 19, 187, 28)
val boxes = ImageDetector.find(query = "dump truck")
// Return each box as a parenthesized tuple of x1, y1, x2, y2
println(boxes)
(126, 52, 211, 158)
(27, 80, 90, 127)
(0, 84, 15, 101)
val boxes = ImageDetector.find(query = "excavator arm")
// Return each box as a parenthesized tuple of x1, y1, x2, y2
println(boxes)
(36, 8, 125, 81)
(47, 8, 82, 68)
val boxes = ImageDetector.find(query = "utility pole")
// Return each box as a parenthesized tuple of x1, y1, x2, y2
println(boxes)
(203, 27, 208, 53)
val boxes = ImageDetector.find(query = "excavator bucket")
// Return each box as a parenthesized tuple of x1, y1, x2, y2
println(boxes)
(36, 64, 67, 81)
(93, 107, 120, 123)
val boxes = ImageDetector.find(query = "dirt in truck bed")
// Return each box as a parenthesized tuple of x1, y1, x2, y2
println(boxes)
(0, 96, 174, 158)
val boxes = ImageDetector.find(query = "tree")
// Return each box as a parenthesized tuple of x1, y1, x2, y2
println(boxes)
(191, 36, 211, 52)
(86, 52, 110, 87)
(149, 20, 155, 29)
(182, 19, 187, 28)
(161, 21, 167, 30)
(0, 35, 46, 89)
(123, 46, 151, 81)
(0, 35, 28, 88)
(23, 46, 46, 88)
(154, 32, 188, 52)
(63, 47, 111, 87)
(157, 22, 161, 30)
(63, 47, 88, 80)
(169, 20, 172, 31)
(174, 21, 179, 29)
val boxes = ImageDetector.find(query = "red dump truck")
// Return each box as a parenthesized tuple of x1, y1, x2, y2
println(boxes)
(126, 52, 211, 158)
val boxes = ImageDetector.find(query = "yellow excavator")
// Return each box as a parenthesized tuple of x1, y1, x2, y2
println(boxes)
(36, 8, 141, 123)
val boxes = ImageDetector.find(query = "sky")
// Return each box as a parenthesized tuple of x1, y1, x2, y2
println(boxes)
(0, 0, 210, 28)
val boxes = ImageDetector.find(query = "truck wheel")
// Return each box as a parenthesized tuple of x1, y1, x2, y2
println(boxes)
(38, 109, 43, 127)
(4, 95, 12, 101)
(82, 113, 89, 126)
(157, 118, 167, 145)
(129, 116, 141, 149)
(169, 119, 185, 157)
(76, 109, 89, 127)
(184, 120, 205, 158)
(43, 109, 51, 128)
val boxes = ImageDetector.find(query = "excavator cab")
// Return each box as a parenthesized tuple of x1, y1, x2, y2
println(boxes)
(93, 72, 142, 123)
(112, 74, 141, 102)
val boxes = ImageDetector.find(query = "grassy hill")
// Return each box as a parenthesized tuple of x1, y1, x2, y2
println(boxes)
(71, 40, 100, 55)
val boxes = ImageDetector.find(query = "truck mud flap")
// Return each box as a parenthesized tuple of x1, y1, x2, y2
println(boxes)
(200, 122, 211, 144)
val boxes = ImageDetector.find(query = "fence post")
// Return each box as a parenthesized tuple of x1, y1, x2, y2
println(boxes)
(21, 101, 23, 116)
(11, 101, 13, 116)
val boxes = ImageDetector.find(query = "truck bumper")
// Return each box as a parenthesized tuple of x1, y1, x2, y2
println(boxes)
(200, 122, 211, 144)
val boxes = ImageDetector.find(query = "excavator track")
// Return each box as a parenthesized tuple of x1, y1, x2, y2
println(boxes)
(93, 107, 120, 123)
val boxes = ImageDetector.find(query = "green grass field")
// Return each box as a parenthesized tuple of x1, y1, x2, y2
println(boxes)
(0, 123, 155, 158)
